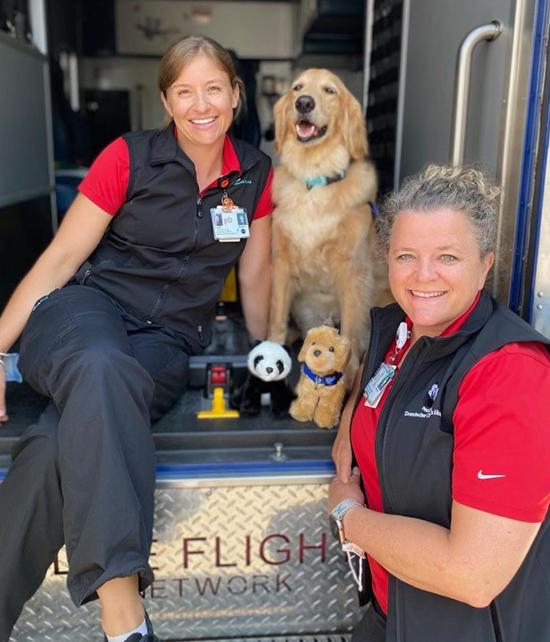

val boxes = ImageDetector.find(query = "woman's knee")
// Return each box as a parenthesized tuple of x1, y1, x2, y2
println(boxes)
(53, 342, 154, 395)
(80, 346, 154, 400)
(74, 343, 132, 373)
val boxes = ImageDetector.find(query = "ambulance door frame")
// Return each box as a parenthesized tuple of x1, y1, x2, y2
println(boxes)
(362, 0, 374, 117)
(509, 0, 550, 323)
(394, 0, 410, 191)
(528, 90, 550, 333)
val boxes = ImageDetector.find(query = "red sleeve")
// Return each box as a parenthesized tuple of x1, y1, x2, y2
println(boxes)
(452, 342, 550, 522)
(78, 137, 130, 216)
(252, 166, 274, 221)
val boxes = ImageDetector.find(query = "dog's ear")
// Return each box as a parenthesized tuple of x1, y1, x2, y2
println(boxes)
(335, 334, 352, 370)
(298, 326, 321, 362)
(343, 90, 368, 160)
(274, 92, 292, 156)
(297, 342, 308, 363)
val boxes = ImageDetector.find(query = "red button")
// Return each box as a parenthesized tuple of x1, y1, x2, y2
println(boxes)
(220, 179, 229, 188)
(211, 366, 227, 385)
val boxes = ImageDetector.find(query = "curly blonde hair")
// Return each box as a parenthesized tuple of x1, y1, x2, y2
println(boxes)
(378, 165, 500, 257)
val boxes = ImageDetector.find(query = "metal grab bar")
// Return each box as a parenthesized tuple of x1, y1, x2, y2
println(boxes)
(450, 21, 502, 166)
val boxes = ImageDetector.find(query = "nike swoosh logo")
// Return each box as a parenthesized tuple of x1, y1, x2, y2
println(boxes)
(478, 470, 506, 480)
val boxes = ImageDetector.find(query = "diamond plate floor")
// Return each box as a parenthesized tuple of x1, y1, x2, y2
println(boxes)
(11, 484, 362, 642)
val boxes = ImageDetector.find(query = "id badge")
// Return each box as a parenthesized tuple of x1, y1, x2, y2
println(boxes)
(363, 362, 396, 408)
(210, 206, 250, 242)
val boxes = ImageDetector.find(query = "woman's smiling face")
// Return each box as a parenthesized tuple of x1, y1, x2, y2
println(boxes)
(388, 208, 494, 338)
(161, 54, 239, 150)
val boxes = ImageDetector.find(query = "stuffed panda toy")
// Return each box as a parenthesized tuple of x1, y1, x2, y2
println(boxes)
(231, 341, 294, 417)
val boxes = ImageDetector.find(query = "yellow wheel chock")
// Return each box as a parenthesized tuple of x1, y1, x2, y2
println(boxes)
(198, 386, 240, 419)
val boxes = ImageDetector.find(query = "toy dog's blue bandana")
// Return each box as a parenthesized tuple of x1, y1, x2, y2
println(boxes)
(303, 364, 343, 387)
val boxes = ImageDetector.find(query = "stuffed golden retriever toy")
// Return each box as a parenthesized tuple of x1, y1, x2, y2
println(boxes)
(290, 326, 351, 429)
(268, 68, 391, 386)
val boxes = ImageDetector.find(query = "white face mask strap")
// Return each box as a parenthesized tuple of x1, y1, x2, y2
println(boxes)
(346, 551, 364, 592)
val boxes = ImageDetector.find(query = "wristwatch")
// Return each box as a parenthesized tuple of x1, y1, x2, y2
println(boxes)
(330, 498, 366, 558)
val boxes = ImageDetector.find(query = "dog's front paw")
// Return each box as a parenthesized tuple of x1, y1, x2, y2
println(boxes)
(289, 398, 314, 422)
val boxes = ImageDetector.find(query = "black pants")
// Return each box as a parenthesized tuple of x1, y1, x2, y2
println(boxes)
(351, 598, 387, 642)
(0, 286, 190, 642)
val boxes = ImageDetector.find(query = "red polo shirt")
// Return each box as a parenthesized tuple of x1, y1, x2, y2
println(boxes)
(79, 133, 273, 219)
(351, 293, 550, 614)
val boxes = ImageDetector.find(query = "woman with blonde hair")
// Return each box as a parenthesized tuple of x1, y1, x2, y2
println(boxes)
(0, 36, 272, 642)
(330, 166, 550, 641)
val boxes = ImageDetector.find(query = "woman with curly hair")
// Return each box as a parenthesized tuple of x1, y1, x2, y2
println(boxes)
(330, 166, 550, 641)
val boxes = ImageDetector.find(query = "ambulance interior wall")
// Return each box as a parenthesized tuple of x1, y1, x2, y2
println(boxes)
(0, 34, 54, 311)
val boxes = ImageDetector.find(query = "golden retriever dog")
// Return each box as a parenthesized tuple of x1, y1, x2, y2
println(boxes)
(268, 68, 388, 382)
(290, 326, 351, 429)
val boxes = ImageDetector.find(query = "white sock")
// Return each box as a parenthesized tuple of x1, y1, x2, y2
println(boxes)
(106, 617, 148, 642)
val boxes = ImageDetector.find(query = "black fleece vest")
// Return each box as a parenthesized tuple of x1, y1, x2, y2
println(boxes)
(353, 292, 550, 642)
(73, 126, 272, 352)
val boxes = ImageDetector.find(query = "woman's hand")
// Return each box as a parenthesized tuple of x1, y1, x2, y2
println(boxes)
(328, 467, 365, 514)
(0, 362, 7, 423)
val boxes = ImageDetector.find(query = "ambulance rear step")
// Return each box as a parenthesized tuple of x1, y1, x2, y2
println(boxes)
(183, 633, 351, 642)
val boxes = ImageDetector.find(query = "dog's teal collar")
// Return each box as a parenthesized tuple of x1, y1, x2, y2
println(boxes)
(303, 364, 343, 387)
(304, 170, 346, 190)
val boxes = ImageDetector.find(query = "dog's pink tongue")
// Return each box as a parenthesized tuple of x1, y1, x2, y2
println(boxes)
(297, 121, 317, 138)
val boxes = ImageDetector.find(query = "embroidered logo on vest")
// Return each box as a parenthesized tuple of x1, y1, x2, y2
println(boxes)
(404, 382, 442, 418)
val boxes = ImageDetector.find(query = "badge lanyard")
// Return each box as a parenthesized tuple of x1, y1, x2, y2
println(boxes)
(363, 321, 410, 408)
(210, 192, 250, 243)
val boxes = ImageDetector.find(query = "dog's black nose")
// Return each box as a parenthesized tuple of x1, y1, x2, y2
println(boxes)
(313, 349, 321, 357)
(266, 367, 273, 374)
(295, 95, 315, 114)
